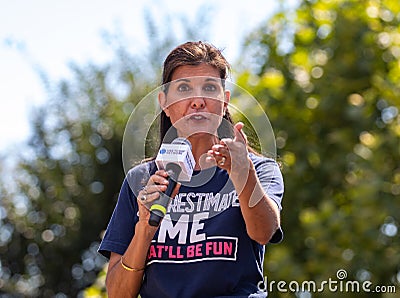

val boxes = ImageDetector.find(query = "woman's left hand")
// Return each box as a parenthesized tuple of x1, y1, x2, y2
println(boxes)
(207, 122, 252, 176)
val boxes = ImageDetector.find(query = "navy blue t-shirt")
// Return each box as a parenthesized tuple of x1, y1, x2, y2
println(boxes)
(99, 153, 284, 298)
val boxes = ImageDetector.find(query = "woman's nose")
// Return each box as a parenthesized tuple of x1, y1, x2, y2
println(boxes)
(190, 97, 205, 109)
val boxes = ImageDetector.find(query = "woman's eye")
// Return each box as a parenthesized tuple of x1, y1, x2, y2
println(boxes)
(203, 84, 217, 92)
(178, 84, 191, 92)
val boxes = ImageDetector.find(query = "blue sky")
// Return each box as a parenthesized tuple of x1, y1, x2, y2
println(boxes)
(0, 0, 296, 154)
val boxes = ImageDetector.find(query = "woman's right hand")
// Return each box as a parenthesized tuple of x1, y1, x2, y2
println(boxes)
(136, 169, 180, 229)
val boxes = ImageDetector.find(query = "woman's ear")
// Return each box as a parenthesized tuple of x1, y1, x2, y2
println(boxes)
(158, 91, 170, 117)
(224, 90, 231, 113)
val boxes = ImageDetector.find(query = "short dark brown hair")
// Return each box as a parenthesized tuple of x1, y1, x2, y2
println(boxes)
(162, 41, 231, 85)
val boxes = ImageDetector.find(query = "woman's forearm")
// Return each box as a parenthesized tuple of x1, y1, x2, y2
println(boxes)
(106, 222, 155, 297)
(230, 160, 280, 245)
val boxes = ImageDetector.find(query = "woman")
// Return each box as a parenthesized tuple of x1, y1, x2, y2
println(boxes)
(99, 41, 284, 297)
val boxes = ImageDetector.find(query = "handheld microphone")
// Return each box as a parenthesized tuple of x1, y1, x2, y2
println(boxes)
(148, 138, 195, 227)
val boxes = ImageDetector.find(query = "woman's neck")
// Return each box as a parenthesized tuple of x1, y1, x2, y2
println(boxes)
(187, 134, 219, 170)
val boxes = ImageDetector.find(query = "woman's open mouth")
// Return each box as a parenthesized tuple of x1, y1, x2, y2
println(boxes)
(189, 114, 208, 121)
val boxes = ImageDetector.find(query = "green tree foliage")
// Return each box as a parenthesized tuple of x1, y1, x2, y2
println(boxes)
(237, 0, 400, 296)
(0, 47, 147, 296)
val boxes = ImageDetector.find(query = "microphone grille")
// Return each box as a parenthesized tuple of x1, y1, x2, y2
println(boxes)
(171, 137, 192, 149)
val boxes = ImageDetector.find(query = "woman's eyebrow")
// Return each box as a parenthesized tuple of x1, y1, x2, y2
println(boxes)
(175, 78, 191, 83)
(173, 77, 220, 84)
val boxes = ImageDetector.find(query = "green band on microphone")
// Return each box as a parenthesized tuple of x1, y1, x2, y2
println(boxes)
(150, 204, 167, 215)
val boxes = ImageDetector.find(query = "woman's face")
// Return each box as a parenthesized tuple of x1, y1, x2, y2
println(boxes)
(159, 64, 230, 139)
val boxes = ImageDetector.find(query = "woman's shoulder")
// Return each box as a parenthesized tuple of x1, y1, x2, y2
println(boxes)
(125, 160, 157, 194)
(126, 160, 156, 176)
(248, 152, 280, 168)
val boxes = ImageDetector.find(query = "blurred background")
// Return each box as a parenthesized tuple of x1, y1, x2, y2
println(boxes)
(0, 0, 399, 297)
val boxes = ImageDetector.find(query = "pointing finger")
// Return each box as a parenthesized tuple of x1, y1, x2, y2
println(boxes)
(233, 122, 247, 144)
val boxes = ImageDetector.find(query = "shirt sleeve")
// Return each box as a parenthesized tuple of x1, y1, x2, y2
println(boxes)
(98, 162, 155, 259)
(251, 154, 284, 244)
(98, 177, 139, 259)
